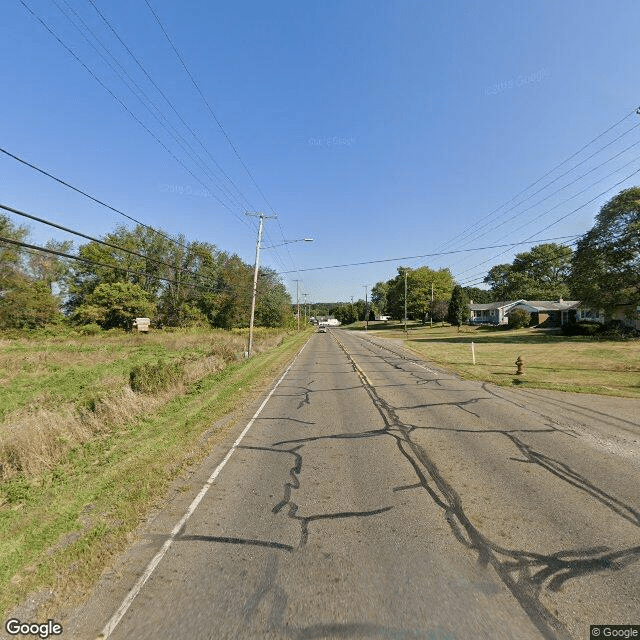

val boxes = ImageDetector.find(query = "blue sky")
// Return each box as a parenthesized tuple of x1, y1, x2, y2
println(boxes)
(2, 0, 639, 304)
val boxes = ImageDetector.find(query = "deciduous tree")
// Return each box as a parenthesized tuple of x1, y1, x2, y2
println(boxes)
(73, 281, 156, 330)
(570, 187, 640, 319)
(484, 243, 572, 300)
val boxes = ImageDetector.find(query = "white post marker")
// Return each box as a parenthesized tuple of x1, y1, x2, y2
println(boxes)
(97, 337, 311, 639)
(471, 341, 476, 365)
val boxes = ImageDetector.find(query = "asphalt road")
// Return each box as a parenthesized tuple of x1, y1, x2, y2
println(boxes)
(70, 329, 639, 640)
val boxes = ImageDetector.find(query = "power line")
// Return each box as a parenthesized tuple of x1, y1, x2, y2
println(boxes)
(434, 105, 640, 254)
(455, 225, 635, 289)
(445, 120, 640, 256)
(451, 151, 640, 282)
(53, 0, 242, 215)
(276, 235, 580, 274)
(466, 137, 640, 247)
(76, 0, 255, 214)
(142, 0, 273, 214)
(21, 0, 296, 284)
(0, 145, 190, 250)
(86, 0, 255, 212)
(19, 0, 249, 229)
(0, 202, 225, 287)
(0, 234, 232, 295)
(457, 239, 582, 289)
(142, 0, 303, 280)
(452, 163, 640, 283)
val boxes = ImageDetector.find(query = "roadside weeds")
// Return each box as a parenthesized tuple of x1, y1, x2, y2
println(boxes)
(0, 329, 311, 621)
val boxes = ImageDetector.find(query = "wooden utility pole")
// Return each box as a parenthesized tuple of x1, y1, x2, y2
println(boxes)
(364, 285, 369, 330)
(293, 279, 301, 330)
(430, 282, 434, 328)
(246, 212, 276, 357)
(404, 269, 408, 334)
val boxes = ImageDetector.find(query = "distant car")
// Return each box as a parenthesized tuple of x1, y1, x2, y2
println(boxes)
(317, 323, 327, 333)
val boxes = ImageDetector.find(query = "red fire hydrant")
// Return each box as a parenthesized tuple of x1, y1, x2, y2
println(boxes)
(515, 356, 525, 376)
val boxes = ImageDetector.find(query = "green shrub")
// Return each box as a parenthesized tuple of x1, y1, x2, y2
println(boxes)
(129, 360, 185, 394)
(508, 309, 531, 329)
(561, 321, 601, 336)
(77, 322, 102, 336)
(597, 319, 639, 340)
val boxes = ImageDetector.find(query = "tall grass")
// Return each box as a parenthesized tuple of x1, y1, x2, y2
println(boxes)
(0, 328, 311, 620)
(0, 327, 291, 483)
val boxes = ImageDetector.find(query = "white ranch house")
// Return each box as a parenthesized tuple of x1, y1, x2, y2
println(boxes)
(469, 298, 639, 329)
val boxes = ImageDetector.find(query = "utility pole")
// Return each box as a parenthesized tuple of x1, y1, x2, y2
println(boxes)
(430, 282, 434, 328)
(364, 285, 369, 330)
(404, 269, 408, 335)
(293, 279, 301, 330)
(246, 212, 277, 357)
(303, 293, 308, 323)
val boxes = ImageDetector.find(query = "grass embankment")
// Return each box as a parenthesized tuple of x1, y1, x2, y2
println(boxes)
(0, 326, 311, 619)
(359, 321, 640, 397)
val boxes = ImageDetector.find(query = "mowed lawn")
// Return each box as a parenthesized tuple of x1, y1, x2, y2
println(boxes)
(362, 322, 640, 398)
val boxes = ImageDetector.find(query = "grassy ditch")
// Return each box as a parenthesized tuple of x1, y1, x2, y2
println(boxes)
(0, 327, 285, 479)
(0, 327, 311, 619)
(362, 322, 640, 397)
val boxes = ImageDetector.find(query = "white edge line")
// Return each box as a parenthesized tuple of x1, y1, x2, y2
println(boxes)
(99, 337, 311, 639)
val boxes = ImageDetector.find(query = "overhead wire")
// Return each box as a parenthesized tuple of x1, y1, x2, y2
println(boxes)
(435, 110, 640, 284)
(455, 222, 639, 289)
(141, 0, 273, 216)
(20, 0, 249, 229)
(81, 0, 256, 213)
(457, 240, 582, 289)
(16, 1, 304, 308)
(276, 235, 580, 274)
(0, 202, 228, 287)
(65, 0, 254, 217)
(18, 1, 283, 289)
(0, 234, 235, 295)
(142, 0, 306, 290)
(463, 136, 640, 247)
(453, 163, 640, 284)
(433, 105, 640, 254)
(0, 145, 189, 250)
(444, 119, 640, 257)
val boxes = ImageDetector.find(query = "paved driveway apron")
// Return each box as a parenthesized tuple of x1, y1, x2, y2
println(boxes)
(97, 329, 639, 640)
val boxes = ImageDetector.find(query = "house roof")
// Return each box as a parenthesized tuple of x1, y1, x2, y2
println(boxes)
(470, 299, 580, 312)
(512, 300, 580, 312)
(469, 300, 524, 311)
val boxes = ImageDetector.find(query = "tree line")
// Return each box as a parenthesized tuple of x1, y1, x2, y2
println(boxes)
(0, 220, 295, 331)
(2, 187, 638, 331)
(359, 187, 640, 326)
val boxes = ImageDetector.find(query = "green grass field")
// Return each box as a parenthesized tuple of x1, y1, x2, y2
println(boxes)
(359, 321, 640, 398)
(0, 326, 311, 619)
